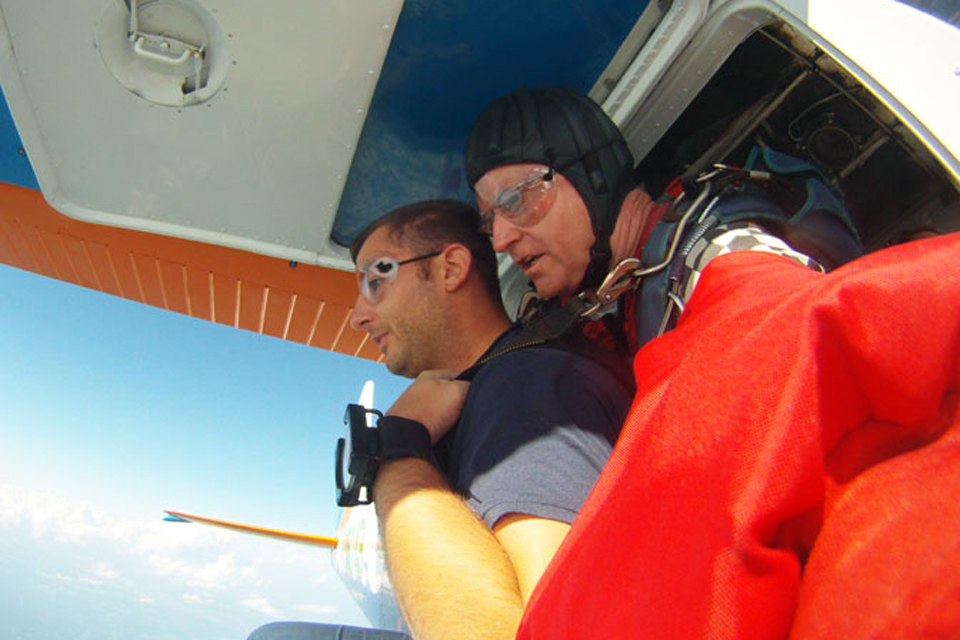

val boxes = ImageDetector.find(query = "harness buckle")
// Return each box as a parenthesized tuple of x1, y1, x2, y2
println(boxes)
(577, 258, 642, 317)
(572, 174, 717, 320)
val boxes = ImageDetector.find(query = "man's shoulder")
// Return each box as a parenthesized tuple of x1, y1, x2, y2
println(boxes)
(456, 337, 632, 444)
(479, 337, 616, 374)
(680, 223, 823, 305)
(699, 223, 823, 269)
(467, 338, 632, 406)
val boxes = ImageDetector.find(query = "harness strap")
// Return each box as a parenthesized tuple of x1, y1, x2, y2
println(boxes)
(504, 152, 860, 357)
(455, 291, 639, 389)
(456, 298, 589, 381)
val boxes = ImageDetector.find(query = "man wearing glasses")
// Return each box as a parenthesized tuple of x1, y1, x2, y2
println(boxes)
(460, 87, 960, 640)
(249, 200, 631, 640)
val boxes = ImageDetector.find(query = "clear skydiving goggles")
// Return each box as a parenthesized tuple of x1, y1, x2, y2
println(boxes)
(476, 165, 557, 235)
(357, 251, 441, 303)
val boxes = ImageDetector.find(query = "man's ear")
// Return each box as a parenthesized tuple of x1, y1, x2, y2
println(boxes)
(439, 244, 473, 292)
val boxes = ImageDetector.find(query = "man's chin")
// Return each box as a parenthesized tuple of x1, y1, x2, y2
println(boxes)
(532, 276, 578, 299)
(384, 359, 405, 377)
(385, 356, 418, 379)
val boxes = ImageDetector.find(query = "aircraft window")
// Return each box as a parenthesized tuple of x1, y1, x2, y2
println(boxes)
(634, 26, 960, 251)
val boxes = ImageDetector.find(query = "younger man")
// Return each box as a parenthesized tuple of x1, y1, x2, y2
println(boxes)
(252, 199, 632, 640)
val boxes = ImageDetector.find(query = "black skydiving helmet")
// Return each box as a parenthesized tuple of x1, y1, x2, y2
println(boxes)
(465, 87, 637, 289)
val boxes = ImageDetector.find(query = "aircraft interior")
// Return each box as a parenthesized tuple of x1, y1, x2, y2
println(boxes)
(634, 24, 959, 251)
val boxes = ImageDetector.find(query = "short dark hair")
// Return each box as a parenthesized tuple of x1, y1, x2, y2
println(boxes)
(351, 200, 502, 301)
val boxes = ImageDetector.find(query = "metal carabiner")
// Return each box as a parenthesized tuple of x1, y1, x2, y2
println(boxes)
(596, 258, 642, 303)
(573, 172, 719, 320)
(577, 258, 642, 317)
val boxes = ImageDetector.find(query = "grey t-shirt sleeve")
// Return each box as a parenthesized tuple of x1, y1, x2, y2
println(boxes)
(443, 346, 631, 528)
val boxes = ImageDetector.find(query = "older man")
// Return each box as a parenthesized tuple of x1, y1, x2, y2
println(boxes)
(463, 87, 960, 640)
(466, 87, 861, 352)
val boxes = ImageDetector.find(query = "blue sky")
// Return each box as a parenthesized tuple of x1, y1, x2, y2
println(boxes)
(0, 262, 410, 639)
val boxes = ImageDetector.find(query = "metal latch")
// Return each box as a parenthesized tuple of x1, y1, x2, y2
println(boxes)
(127, 0, 206, 94)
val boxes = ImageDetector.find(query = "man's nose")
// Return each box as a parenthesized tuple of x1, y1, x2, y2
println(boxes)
(491, 214, 523, 253)
(349, 293, 373, 331)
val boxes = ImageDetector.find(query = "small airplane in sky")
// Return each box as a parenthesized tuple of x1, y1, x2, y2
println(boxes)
(1, 0, 958, 634)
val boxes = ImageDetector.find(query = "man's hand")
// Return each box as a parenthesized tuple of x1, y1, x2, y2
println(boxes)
(386, 370, 469, 443)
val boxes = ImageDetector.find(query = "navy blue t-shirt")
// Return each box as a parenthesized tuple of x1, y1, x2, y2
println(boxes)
(436, 330, 632, 528)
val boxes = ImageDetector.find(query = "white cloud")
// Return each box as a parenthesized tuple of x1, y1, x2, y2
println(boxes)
(0, 484, 108, 543)
(295, 603, 338, 616)
(50, 571, 100, 585)
(148, 554, 187, 577)
(1, 484, 259, 590)
(1, 483, 365, 629)
(0, 483, 236, 551)
(182, 592, 213, 604)
(193, 553, 239, 589)
(94, 562, 120, 582)
(242, 597, 283, 618)
(148, 552, 251, 591)
(39, 562, 118, 586)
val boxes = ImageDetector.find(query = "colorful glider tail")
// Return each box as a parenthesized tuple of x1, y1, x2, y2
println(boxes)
(161, 508, 406, 632)
(163, 512, 191, 523)
(159, 379, 407, 630)
(162, 510, 338, 548)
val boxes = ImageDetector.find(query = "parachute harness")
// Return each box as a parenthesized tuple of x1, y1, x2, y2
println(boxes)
(573, 164, 781, 326)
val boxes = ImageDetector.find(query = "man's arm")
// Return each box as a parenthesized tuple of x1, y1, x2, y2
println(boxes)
(493, 515, 570, 604)
(374, 458, 525, 640)
(375, 372, 568, 640)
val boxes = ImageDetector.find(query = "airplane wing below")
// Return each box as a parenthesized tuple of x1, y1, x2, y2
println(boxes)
(164, 506, 406, 632)
(162, 510, 338, 549)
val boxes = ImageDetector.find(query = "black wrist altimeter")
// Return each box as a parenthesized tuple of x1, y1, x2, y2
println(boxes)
(335, 403, 433, 507)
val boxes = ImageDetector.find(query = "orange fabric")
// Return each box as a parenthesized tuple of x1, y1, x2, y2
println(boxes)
(518, 232, 960, 640)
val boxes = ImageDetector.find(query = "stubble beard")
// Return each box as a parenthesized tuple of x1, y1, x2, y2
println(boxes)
(384, 295, 448, 379)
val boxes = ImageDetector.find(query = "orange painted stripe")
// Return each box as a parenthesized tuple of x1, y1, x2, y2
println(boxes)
(164, 510, 338, 549)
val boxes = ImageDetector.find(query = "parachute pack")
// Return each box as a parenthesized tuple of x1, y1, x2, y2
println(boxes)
(633, 146, 863, 348)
